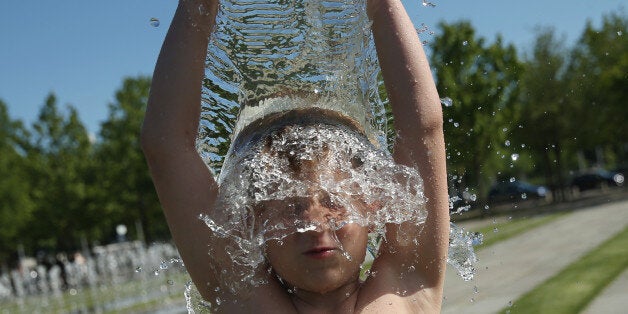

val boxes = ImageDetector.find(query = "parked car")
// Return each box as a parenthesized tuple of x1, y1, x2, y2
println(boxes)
(570, 170, 625, 192)
(488, 180, 550, 204)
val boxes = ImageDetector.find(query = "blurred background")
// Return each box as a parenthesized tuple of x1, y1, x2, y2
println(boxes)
(0, 0, 626, 312)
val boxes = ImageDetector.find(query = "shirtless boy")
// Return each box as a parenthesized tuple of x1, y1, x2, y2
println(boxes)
(141, 0, 449, 312)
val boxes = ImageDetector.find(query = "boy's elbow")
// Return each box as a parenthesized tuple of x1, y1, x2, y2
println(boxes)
(140, 124, 157, 159)
(401, 99, 444, 133)
(419, 104, 444, 132)
(140, 118, 165, 160)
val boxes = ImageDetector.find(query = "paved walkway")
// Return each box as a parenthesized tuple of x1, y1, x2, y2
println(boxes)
(442, 199, 628, 314)
(582, 267, 628, 314)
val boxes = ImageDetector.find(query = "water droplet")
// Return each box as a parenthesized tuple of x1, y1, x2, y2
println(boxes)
(422, 0, 436, 7)
(167, 279, 174, 285)
(160, 261, 169, 270)
(521, 193, 527, 200)
(493, 227, 499, 233)
(505, 140, 511, 147)
(508, 300, 513, 307)
(618, 31, 623, 36)
(473, 285, 479, 294)
(440, 97, 453, 107)
(511, 153, 519, 161)
(342, 251, 353, 261)
(509, 177, 516, 183)
(149, 17, 160, 28)
(470, 297, 475, 303)
(462, 40, 468, 46)
(471, 232, 483, 246)
(135, 266, 142, 273)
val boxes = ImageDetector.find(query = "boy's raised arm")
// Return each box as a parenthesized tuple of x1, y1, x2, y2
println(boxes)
(141, 0, 220, 301)
(369, 0, 449, 295)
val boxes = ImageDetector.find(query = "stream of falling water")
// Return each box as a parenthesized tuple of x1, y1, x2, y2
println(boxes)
(188, 0, 477, 311)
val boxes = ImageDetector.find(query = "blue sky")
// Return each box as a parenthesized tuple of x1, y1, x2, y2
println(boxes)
(1, 0, 625, 136)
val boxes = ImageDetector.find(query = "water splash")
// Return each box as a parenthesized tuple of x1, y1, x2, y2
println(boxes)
(448, 223, 479, 281)
(190, 0, 476, 308)
(422, 0, 436, 8)
(197, 0, 385, 174)
(201, 123, 428, 293)
(440, 96, 453, 107)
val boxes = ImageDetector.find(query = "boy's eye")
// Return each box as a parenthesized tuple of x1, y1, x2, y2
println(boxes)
(350, 153, 364, 169)
(287, 199, 307, 215)
(319, 193, 342, 211)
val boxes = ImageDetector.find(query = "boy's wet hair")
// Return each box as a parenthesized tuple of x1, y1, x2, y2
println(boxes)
(222, 108, 370, 182)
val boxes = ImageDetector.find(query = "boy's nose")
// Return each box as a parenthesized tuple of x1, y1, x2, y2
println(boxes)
(301, 203, 330, 226)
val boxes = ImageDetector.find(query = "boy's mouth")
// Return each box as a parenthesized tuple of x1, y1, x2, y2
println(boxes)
(303, 246, 337, 259)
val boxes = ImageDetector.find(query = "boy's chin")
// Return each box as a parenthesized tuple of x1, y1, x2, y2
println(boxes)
(294, 267, 361, 294)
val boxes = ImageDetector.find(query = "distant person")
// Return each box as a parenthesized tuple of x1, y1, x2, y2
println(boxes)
(141, 0, 449, 312)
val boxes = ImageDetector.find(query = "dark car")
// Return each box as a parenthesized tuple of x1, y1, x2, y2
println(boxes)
(570, 170, 625, 192)
(488, 180, 550, 204)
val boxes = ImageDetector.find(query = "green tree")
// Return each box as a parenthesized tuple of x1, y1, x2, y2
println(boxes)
(512, 28, 573, 199)
(429, 21, 522, 200)
(569, 12, 628, 167)
(25, 94, 95, 252)
(96, 76, 165, 242)
(0, 100, 34, 263)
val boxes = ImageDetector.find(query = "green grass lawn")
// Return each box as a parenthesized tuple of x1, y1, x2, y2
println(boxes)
(501, 225, 628, 314)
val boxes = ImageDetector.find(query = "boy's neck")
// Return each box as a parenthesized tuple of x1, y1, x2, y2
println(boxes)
(289, 279, 361, 313)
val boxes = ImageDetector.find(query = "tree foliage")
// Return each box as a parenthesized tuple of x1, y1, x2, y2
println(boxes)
(568, 12, 628, 165)
(23, 94, 95, 252)
(0, 100, 34, 262)
(430, 21, 522, 197)
(96, 77, 165, 242)
(511, 28, 573, 198)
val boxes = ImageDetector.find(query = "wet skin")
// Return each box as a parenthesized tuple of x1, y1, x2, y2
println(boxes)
(262, 195, 369, 295)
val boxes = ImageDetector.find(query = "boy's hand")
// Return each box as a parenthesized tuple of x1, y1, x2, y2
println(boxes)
(180, 0, 219, 22)
(366, 0, 387, 20)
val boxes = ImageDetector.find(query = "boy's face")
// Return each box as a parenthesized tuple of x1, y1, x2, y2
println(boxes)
(229, 122, 376, 292)
(261, 192, 369, 294)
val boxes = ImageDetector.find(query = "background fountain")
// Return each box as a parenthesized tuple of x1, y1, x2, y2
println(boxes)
(0, 240, 188, 313)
